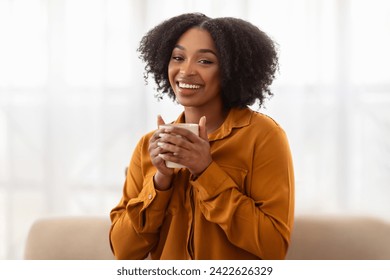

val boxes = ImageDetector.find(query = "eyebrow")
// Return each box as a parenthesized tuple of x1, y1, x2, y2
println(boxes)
(174, 44, 217, 57)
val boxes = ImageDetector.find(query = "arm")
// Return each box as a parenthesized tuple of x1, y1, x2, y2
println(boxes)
(192, 127, 294, 259)
(109, 137, 174, 259)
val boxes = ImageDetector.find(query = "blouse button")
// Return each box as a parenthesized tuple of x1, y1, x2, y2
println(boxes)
(148, 194, 153, 200)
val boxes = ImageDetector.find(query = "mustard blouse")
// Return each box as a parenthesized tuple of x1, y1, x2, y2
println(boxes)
(110, 107, 294, 259)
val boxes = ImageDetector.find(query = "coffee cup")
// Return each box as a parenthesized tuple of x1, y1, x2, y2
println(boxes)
(158, 123, 199, 168)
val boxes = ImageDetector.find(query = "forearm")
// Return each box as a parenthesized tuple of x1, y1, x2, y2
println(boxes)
(110, 209, 156, 259)
(198, 187, 290, 259)
(110, 169, 174, 259)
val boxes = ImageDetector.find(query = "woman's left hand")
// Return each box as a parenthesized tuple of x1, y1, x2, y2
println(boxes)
(158, 116, 212, 176)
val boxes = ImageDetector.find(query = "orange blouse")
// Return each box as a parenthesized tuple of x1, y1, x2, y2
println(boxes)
(110, 107, 294, 259)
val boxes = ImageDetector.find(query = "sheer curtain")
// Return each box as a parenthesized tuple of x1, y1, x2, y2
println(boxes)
(1, 0, 389, 259)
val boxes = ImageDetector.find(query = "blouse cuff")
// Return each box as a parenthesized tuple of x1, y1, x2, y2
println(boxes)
(128, 174, 173, 211)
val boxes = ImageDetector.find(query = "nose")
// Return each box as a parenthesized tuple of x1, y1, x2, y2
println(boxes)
(179, 61, 196, 76)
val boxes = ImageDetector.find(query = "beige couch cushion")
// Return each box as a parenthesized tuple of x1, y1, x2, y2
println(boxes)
(24, 215, 390, 260)
(286, 215, 390, 259)
(24, 216, 114, 260)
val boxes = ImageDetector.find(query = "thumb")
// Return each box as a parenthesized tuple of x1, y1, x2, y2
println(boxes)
(157, 115, 166, 127)
(198, 116, 208, 140)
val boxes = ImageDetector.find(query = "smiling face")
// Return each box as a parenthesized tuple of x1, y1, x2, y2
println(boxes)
(168, 28, 222, 111)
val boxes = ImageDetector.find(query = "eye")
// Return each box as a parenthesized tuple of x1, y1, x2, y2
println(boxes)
(171, 56, 184, 62)
(199, 59, 213, 64)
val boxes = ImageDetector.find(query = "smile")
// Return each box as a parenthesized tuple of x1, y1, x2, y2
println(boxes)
(178, 82, 201, 89)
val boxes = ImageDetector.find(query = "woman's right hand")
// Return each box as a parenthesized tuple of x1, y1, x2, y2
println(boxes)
(148, 115, 174, 190)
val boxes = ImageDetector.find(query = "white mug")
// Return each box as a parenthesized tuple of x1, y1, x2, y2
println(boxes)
(158, 123, 199, 168)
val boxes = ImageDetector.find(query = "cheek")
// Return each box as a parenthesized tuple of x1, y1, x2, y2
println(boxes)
(168, 64, 176, 87)
(207, 71, 221, 91)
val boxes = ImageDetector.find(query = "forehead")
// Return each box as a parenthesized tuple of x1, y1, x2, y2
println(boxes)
(175, 28, 217, 53)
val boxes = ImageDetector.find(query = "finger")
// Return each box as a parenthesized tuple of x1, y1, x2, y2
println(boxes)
(149, 145, 164, 158)
(157, 141, 184, 154)
(149, 132, 162, 147)
(159, 153, 184, 165)
(199, 116, 208, 141)
(162, 126, 199, 143)
(157, 114, 165, 127)
(158, 133, 193, 151)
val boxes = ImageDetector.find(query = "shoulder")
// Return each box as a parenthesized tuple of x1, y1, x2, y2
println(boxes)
(224, 108, 288, 146)
(251, 111, 283, 130)
(233, 108, 284, 135)
(243, 111, 291, 151)
(226, 107, 285, 136)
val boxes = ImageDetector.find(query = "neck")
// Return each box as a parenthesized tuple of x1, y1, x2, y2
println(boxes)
(184, 106, 228, 133)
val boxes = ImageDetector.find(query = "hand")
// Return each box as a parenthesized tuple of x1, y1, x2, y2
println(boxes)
(157, 116, 212, 176)
(148, 115, 174, 190)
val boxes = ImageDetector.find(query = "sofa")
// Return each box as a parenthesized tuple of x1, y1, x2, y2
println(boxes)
(24, 215, 390, 260)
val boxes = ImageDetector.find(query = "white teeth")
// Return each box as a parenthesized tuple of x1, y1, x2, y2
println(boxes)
(178, 82, 200, 89)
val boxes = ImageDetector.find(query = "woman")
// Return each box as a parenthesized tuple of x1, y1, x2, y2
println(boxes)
(110, 13, 294, 260)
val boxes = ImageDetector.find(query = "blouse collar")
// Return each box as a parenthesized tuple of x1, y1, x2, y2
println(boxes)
(174, 107, 253, 141)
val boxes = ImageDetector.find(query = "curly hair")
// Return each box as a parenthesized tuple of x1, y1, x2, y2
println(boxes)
(137, 13, 279, 109)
